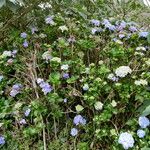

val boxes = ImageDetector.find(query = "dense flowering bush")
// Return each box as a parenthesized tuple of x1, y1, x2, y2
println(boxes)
(0, 2, 150, 149)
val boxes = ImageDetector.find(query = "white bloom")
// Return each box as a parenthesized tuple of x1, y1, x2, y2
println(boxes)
(50, 57, 61, 63)
(134, 52, 144, 56)
(58, 25, 68, 32)
(118, 132, 134, 149)
(61, 64, 69, 70)
(38, 2, 52, 9)
(115, 66, 132, 78)
(134, 79, 148, 86)
(115, 40, 123, 45)
(85, 68, 90, 74)
(136, 46, 146, 51)
(0, 75, 3, 82)
(111, 100, 117, 107)
(42, 51, 52, 61)
(37, 78, 44, 84)
(2, 51, 12, 57)
(94, 101, 103, 110)
(83, 84, 89, 91)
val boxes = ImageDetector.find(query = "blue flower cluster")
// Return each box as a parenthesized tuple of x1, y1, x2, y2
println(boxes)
(21, 32, 29, 48)
(0, 136, 5, 145)
(37, 78, 52, 95)
(118, 116, 150, 149)
(70, 115, 86, 137)
(10, 83, 22, 97)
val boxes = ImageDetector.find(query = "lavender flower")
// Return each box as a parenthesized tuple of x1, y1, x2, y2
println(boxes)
(90, 19, 100, 26)
(37, 78, 52, 95)
(62, 73, 69, 79)
(138, 116, 150, 128)
(12, 50, 18, 57)
(139, 32, 149, 38)
(70, 128, 78, 136)
(23, 40, 28, 48)
(117, 21, 126, 31)
(10, 84, 22, 97)
(45, 16, 55, 25)
(129, 26, 137, 32)
(40, 82, 52, 95)
(64, 98, 67, 103)
(31, 27, 38, 34)
(20, 32, 27, 38)
(24, 108, 31, 117)
(0, 136, 5, 145)
(119, 34, 125, 39)
(68, 36, 76, 43)
(73, 115, 86, 126)
(91, 28, 97, 34)
(137, 129, 145, 138)
(19, 119, 26, 125)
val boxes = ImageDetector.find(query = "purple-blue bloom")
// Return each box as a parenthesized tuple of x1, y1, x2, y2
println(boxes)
(31, 27, 38, 34)
(63, 98, 67, 103)
(45, 16, 55, 25)
(62, 73, 69, 79)
(24, 108, 31, 117)
(70, 128, 78, 136)
(119, 34, 125, 39)
(90, 19, 100, 26)
(10, 84, 22, 97)
(129, 26, 137, 32)
(0, 136, 5, 145)
(91, 28, 97, 34)
(39, 81, 52, 95)
(117, 21, 126, 31)
(20, 32, 27, 38)
(68, 36, 76, 43)
(23, 40, 28, 48)
(139, 32, 149, 38)
(19, 119, 27, 125)
(138, 116, 150, 128)
(137, 129, 145, 138)
(73, 115, 86, 126)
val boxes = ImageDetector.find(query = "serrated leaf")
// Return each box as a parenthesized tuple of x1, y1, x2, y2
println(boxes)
(0, 0, 6, 8)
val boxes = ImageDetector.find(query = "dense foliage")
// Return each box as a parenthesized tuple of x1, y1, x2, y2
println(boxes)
(0, 0, 150, 149)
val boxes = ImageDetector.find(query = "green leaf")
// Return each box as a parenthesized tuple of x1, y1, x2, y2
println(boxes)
(0, 0, 6, 8)
(141, 148, 150, 150)
(49, 72, 61, 85)
(141, 105, 150, 116)
(147, 32, 150, 44)
(76, 105, 84, 112)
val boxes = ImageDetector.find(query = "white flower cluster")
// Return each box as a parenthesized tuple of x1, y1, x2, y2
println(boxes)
(134, 79, 148, 86)
(136, 46, 146, 51)
(118, 132, 134, 149)
(115, 66, 132, 78)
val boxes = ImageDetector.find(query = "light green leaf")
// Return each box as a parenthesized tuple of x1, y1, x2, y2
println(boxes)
(0, 0, 6, 8)
(142, 105, 150, 116)
(141, 148, 150, 150)
(76, 105, 84, 112)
